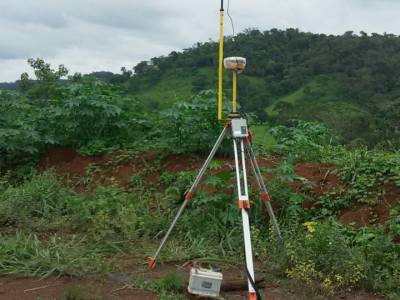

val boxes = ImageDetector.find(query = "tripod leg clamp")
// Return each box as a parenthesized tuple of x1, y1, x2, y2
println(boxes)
(239, 200, 251, 209)
(184, 191, 193, 201)
(262, 192, 271, 202)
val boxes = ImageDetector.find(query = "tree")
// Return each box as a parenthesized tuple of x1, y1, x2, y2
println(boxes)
(19, 58, 69, 98)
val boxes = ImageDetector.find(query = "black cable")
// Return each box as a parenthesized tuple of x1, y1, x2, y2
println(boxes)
(227, 0, 235, 38)
(245, 265, 263, 300)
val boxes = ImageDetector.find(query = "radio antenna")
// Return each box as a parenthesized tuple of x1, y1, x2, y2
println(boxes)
(227, 0, 235, 37)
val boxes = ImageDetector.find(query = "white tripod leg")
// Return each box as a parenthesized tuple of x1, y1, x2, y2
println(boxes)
(147, 125, 228, 270)
(233, 138, 257, 300)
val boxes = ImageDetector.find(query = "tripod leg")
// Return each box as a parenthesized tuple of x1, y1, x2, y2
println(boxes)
(147, 125, 229, 270)
(233, 138, 257, 300)
(245, 142, 286, 254)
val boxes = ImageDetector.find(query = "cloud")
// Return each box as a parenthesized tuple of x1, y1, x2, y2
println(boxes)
(0, 0, 399, 81)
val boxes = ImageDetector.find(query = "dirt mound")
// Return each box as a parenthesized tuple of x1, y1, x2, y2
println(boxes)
(340, 184, 400, 227)
(39, 147, 152, 191)
(39, 147, 400, 227)
(163, 154, 201, 172)
(38, 147, 340, 195)
(295, 162, 340, 196)
(39, 146, 109, 177)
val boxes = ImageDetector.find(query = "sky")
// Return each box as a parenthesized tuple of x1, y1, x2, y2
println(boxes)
(1, 0, 400, 82)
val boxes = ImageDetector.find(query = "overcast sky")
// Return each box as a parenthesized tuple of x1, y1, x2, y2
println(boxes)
(1, 0, 399, 82)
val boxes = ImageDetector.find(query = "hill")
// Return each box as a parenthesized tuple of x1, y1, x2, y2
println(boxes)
(119, 28, 400, 147)
(0, 81, 19, 91)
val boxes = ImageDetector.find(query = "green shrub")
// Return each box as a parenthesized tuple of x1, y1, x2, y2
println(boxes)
(276, 220, 400, 296)
(0, 77, 150, 166)
(0, 172, 77, 228)
(87, 186, 139, 239)
(326, 148, 400, 209)
(42, 79, 149, 151)
(270, 120, 332, 161)
(160, 91, 228, 154)
(0, 90, 44, 167)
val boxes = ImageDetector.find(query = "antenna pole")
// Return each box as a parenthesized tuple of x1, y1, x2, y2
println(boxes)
(218, 0, 224, 120)
(232, 71, 237, 112)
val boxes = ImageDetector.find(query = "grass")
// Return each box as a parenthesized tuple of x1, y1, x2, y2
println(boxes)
(250, 124, 276, 149)
(0, 233, 110, 277)
(133, 66, 267, 114)
(134, 70, 194, 109)
(1, 125, 400, 297)
(63, 286, 83, 300)
(266, 85, 307, 117)
(265, 77, 345, 117)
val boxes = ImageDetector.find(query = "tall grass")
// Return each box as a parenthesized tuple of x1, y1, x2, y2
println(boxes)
(0, 233, 109, 277)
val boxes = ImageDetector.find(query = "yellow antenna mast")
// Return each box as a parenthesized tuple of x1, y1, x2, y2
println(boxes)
(218, 0, 224, 120)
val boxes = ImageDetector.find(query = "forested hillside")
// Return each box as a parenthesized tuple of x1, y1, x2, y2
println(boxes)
(115, 29, 400, 148)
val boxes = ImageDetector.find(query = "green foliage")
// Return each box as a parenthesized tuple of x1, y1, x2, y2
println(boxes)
(350, 226, 400, 295)
(5, 30, 400, 146)
(0, 90, 43, 161)
(160, 91, 226, 154)
(328, 147, 400, 209)
(1, 62, 151, 167)
(270, 120, 332, 160)
(20, 58, 68, 98)
(276, 221, 400, 296)
(0, 173, 154, 238)
(0, 172, 75, 228)
(41, 79, 149, 150)
(110, 29, 400, 147)
(3, 51, 400, 299)
(63, 286, 83, 300)
(87, 186, 139, 239)
(147, 273, 184, 293)
(133, 273, 186, 300)
(388, 206, 400, 239)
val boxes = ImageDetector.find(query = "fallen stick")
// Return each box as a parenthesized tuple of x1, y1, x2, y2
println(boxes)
(24, 283, 60, 293)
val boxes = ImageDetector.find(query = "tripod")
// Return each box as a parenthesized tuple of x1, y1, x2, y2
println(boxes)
(147, 52, 285, 300)
(147, 112, 284, 299)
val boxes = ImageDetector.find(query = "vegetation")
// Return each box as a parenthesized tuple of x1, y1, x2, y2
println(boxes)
(42, 29, 400, 148)
(0, 37, 400, 298)
(5, 30, 400, 147)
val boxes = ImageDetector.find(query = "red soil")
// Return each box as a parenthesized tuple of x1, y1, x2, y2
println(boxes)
(0, 276, 156, 300)
(38, 147, 400, 227)
(163, 154, 201, 172)
(340, 184, 400, 227)
(0, 269, 386, 300)
(294, 162, 340, 196)
(39, 147, 162, 191)
(39, 146, 109, 177)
